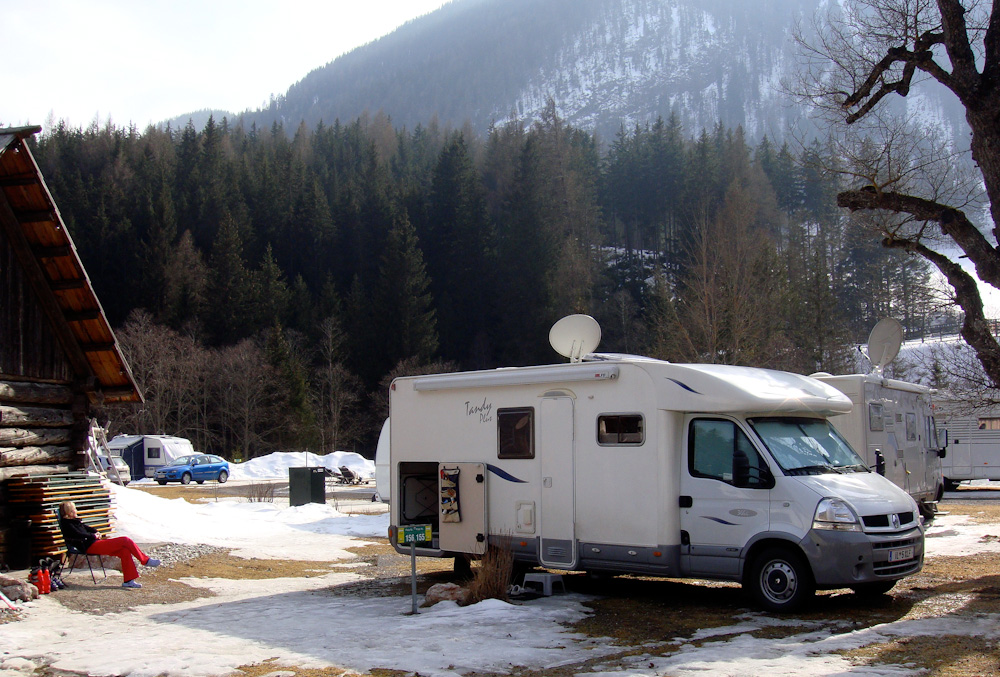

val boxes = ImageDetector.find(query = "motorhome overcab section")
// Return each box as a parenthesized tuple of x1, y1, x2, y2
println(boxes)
(386, 356, 924, 612)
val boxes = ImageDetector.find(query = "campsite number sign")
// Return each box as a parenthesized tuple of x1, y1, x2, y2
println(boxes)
(399, 524, 432, 614)
(398, 524, 432, 545)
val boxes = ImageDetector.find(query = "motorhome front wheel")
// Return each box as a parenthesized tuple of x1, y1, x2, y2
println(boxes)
(747, 546, 815, 612)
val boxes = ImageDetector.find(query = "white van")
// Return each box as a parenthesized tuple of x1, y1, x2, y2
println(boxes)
(98, 455, 132, 485)
(385, 319, 924, 612)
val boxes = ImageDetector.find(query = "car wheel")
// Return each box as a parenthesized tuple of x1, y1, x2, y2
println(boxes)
(745, 546, 814, 613)
(196, 480, 205, 484)
(157, 480, 167, 486)
(851, 580, 896, 597)
(218, 470, 229, 483)
(181, 472, 192, 485)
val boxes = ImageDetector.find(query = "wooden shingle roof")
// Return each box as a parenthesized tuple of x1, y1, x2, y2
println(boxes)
(0, 126, 141, 403)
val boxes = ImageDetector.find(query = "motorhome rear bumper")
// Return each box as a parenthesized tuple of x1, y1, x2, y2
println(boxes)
(801, 526, 923, 587)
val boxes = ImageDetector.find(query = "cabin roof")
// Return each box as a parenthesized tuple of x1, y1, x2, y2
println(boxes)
(0, 126, 141, 404)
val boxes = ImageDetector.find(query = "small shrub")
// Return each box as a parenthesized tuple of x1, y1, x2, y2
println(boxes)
(244, 482, 275, 503)
(464, 534, 514, 605)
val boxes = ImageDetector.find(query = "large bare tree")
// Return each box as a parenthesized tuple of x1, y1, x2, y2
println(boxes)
(798, 0, 1000, 388)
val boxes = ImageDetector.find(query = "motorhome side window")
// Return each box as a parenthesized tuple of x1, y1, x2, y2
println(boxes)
(598, 414, 644, 445)
(905, 413, 917, 441)
(147, 447, 161, 459)
(498, 408, 534, 459)
(869, 403, 884, 431)
(688, 419, 769, 488)
(978, 417, 1000, 430)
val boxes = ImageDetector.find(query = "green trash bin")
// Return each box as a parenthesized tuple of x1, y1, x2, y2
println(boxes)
(288, 467, 326, 506)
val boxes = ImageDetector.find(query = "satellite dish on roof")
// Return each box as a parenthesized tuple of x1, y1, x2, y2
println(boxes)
(549, 314, 601, 363)
(866, 318, 903, 375)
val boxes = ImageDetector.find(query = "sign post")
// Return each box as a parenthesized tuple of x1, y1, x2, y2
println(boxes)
(398, 524, 432, 614)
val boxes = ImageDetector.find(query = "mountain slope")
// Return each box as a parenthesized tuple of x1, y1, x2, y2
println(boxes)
(213, 0, 965, 146)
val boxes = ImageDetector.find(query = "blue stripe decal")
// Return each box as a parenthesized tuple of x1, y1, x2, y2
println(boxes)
(702, 516, 738, 525)
(486, 464, 528, 483)
(667, 378, 701, 395)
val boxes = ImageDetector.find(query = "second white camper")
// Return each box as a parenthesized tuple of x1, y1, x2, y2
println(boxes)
(386, 353, 924, 612)
(814, 373, 945, 518)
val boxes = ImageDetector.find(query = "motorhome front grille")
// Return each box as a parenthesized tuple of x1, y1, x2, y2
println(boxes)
(873, 558, 921, 577)
(871, 536, 919, 551)
(862, 512, 916, 529)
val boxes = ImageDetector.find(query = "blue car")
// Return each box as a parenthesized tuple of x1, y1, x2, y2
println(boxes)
(155, 454, 230, 485)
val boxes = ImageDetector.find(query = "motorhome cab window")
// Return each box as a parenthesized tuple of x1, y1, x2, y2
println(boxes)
(498, 408, 534, 459)
(688, 419, 769, 487)
(978, 417, 1000, 430)
(869, 403, 884, 431)
(905, 413, 917, 441)
(598, 414, 644, 445)
(750, 417, 867, 475)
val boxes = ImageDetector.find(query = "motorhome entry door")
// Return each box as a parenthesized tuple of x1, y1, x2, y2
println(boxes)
(438, 462, 488, 556)
(539, 397, 577, 568)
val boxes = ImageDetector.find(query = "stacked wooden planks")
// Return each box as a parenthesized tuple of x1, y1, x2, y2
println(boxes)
(3, 472, 111, 562)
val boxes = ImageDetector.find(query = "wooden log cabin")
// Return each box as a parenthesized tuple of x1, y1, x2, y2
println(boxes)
(0, 126, 141, 568)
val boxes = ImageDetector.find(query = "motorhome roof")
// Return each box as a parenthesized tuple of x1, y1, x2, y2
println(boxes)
(398, 357, 852, 416)
(813, 372, 932, 395)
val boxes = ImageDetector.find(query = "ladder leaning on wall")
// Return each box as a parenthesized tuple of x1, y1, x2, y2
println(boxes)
(85, 420, 126, 485)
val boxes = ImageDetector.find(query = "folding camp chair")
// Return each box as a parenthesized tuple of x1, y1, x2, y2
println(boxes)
(59, 521, 107, 584)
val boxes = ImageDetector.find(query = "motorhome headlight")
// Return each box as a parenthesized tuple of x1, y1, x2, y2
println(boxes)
(812, 498, 861, 532)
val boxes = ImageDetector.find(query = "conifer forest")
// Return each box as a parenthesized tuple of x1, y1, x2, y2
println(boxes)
(28, 107, 950, 458)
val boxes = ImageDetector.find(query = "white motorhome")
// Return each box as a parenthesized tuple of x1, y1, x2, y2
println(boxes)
(934, 404, 1000, 489)
(106, 434, 197, 479)
(385, 316, 924, 612)
(813, 374, 945, 517)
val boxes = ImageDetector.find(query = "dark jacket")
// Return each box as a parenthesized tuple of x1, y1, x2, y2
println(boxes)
(59, 517, 97, 552)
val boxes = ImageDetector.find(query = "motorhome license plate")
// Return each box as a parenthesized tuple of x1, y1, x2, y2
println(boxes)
(887, 546, 914, 562)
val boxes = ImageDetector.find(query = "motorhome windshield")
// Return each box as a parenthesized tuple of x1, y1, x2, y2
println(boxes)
(749, 417, 868, 476)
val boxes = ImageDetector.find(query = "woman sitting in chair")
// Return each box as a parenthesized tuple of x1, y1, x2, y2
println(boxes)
(58, 501, 160, 589)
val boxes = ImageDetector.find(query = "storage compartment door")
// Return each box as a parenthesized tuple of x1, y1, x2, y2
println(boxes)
(438, 462, 487, 555)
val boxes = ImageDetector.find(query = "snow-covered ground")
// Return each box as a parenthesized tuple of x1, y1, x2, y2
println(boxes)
(2, 455, 1000, 676)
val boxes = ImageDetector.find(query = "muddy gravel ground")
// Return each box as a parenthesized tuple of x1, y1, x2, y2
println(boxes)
(9, 495, 1000, 676)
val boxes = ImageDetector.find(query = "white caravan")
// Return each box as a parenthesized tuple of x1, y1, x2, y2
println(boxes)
(934, 403, 1000, 489)
(813, 319, 945, 518)
(106, 434, 197, 479)
(385, 316, 924, 611)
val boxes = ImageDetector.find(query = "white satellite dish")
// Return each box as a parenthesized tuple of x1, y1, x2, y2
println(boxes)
(549, 314, 602, 363)
(866, 318, 903, 374)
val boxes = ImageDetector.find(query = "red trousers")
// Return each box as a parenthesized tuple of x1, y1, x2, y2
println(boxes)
(86, 536, 150, 582)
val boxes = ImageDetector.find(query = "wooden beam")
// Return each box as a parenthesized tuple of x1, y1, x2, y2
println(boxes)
(0, 445, 75, 468)
(33, 245, 73, 258)
(48, 278, 85, 291)
(0, 428, 72, 447)
(15, 209, 57, 224)
(0, 174, 37, 187)
(64, 309, 102, 322)
(0, 380, 74, 405)
(80, 343, 116, 353)
(0, 405, 74, 427)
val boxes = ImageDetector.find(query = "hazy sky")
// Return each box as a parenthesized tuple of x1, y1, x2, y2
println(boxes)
(3, 0, 452, 130)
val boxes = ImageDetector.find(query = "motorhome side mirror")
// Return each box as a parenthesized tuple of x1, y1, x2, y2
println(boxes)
(938, 448, 947, 459)
(937, 429, 948, 450)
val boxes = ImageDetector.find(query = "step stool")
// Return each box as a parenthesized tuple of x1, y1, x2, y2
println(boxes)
(521, 572, 566, 596)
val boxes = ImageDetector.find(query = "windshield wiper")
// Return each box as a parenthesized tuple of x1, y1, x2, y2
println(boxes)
(785, 465, 837, 476)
